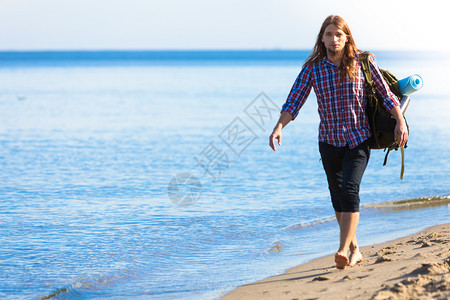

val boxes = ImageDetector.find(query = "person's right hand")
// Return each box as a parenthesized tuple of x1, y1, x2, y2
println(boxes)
(269, 128, 282, 151)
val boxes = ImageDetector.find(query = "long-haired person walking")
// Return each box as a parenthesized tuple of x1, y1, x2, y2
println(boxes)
(269, 15, 408, 269)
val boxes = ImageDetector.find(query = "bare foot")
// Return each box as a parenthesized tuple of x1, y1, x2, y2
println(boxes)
(335, 252, 349, 269)
(348, 248, 363, 266)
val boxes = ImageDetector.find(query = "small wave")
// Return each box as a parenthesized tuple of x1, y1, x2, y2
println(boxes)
(282, 216, 336, 231)
(280, 195, 449, 232)
(362, 194, 450, 212)
(40, 271, 134, 299)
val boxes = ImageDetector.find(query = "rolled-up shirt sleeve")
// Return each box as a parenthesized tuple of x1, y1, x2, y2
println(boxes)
(368, 55, 400, 112)
(281, 64, 313, 120)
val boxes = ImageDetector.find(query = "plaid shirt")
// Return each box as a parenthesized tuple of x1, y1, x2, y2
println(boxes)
(281, 53, 399, 149)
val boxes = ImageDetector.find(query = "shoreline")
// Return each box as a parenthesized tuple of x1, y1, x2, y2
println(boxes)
(219, 223, 450, 300)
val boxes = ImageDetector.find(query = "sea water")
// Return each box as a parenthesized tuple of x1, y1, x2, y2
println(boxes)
(0, 51, 449, 299)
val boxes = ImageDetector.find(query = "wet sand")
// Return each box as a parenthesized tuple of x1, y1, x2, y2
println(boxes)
(220, 222, 450, 300)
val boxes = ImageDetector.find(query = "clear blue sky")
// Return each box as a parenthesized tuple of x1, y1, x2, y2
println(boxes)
(1, 0, 447, 51)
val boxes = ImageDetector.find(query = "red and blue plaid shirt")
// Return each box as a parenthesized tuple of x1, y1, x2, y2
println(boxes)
(281, 53, 399, 149)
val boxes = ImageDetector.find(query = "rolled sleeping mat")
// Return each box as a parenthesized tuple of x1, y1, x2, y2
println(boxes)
(397, 74, 423, 95)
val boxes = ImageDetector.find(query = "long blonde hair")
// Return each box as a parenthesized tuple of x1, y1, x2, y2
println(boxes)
(304, 15, 361, 79)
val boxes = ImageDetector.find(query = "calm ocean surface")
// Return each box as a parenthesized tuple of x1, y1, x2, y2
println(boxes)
(0, 51, 449, 299)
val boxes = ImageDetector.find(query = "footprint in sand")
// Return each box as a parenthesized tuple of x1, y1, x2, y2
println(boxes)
(341, 275, 369, 281)
(312, 276, 333, 281)
(411, 232, 449, 248)
(410, 259, 450, 276)
(426, 232, 444, 240)
(376, 249, 396, 256)
(375, 255, 392, 263)
(373, 270, 450, 300)
(413, 253, 429, 259)
(438, 250, 450, 257)
(374, 245, 398, 257)
(420, 241, 435, 248)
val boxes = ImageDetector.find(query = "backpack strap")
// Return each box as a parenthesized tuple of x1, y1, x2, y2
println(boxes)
(400, 146, 405, 180)
(359, 52, 373, 87)
(383, 149, 391, 166)
(383, 144, 406, 180)
(360, 52, 381, 147)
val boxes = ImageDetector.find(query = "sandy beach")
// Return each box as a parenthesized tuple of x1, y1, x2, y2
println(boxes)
(220, 223, 449, 300)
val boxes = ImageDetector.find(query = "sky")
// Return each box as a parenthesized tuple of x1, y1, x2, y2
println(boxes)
(1, 0, 448, 51)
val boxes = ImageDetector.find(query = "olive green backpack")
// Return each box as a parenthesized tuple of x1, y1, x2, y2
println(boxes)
(359, 52, 408, 179)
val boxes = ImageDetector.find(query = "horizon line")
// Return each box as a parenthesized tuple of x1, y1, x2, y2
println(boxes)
(0, 48, 439, 53)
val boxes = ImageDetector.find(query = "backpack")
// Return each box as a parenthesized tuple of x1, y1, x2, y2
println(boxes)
(359, 52, 408, 179)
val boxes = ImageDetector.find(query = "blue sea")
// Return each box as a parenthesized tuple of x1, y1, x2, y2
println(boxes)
(0, 50, 449, 299)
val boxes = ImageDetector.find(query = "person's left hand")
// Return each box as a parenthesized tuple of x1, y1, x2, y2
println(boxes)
(394, 118, 408, 147)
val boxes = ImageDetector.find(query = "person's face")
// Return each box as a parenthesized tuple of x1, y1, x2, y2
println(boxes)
(321, 24, 348, 54)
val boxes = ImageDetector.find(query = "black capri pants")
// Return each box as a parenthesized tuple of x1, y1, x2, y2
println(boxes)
(319, 140, 370, 213)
